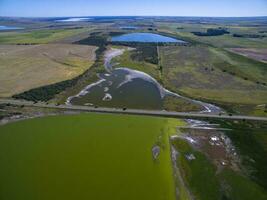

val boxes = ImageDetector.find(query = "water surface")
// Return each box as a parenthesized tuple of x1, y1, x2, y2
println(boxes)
(68, 48, 172, 109)
(69, 68, 167, 109)
(55, 17, 91, 22)
(67, 48, 221, 113)
(0, 25, 24, 31)
(111, 33, 186, 43)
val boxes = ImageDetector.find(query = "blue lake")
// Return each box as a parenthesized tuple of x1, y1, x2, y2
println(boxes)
(0, 26, 24, 31)
(55, 18, 91, 22)
(111, 33, 186, 43)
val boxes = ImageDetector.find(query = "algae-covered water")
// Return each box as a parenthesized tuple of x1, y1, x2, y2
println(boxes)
(0, 113, 181, 200)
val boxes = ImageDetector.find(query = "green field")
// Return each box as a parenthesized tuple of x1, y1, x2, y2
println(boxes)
(0, 28, 90, 44)
(159, 46, 267, 115)
(156, 22, 267, 48)
(0, 113, 183, 200)
(160, 45, 267, 104)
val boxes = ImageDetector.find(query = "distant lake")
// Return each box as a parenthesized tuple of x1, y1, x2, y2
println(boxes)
(0, 25, 24, 31)
(111, 33, 186, 43)
(55, 17, 91, 22)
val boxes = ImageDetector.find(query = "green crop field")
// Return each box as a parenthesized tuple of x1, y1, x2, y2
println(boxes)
(0, 28, 90, 44)
(0, 113, 183, 200)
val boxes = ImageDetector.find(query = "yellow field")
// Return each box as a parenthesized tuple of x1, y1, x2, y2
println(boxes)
(0, 44, 97, 97)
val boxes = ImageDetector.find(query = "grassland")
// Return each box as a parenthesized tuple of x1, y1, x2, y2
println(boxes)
(154, 21, 267, 115)
(112, 47, 161, 81)
(227, 48, 267, 63)
(0, 44, 97, 97)
(178, 32, 267, 48)
(159, 45, 267, 115)
(0, 28, 90, 44)
(0, 113, 183, 200)
(156, 22, 267, 48)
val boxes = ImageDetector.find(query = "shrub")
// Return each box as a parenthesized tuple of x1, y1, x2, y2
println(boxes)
(192, 28, 230, 36)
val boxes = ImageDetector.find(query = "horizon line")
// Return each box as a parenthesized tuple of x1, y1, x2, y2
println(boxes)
(1, 15, 267, 19)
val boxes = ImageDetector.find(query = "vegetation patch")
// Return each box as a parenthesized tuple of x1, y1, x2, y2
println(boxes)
(13, 78, 79, 102)
(192, 28, 230, 36)
(130, 45, 159, 65)
(163, 95, 202, 112)
(75, 34, 108, 47)
(112, 47, 161, 81)
(172, 139, 221, 200)
(172, 129, 267, 200)
(233, 33, 266, 38)
(0, 29, 89, 44)
(218, 120, 267, 189)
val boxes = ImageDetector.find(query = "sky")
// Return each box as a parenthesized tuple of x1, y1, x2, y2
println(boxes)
(0, 0, 267, 17)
